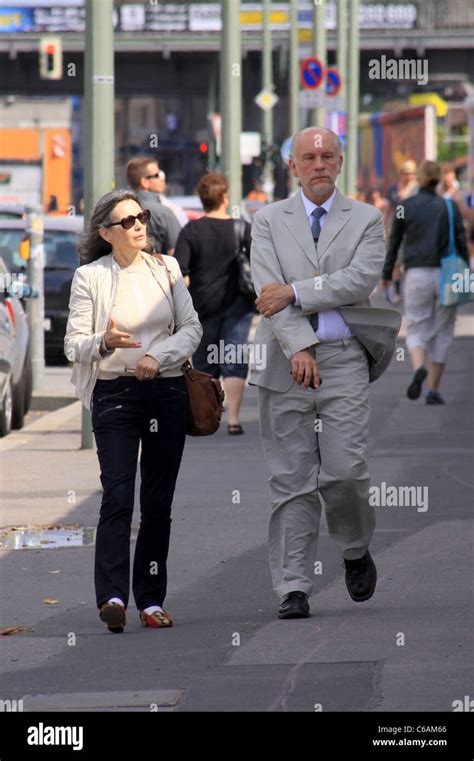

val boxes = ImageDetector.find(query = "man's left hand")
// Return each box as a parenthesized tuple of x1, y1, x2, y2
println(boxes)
(255, 284, 294, 317)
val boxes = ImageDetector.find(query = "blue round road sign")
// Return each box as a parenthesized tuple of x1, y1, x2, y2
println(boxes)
(280, 136, 292, 164)
(325, 67, 342, 96)
(301, 57, 324, 90)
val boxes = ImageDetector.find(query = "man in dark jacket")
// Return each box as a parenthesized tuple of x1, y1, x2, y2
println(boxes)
(126, 157, 181, 256)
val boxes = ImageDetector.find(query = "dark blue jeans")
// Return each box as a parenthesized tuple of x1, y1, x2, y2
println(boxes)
(193, 310, 254, 380)
(91, 375, 189, 611)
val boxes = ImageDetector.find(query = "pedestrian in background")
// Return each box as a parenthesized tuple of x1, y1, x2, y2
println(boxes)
(382, 160, 469, 404)
(155, 168, 189, 228)
(65, 189, 202, 633)
(439, 166, 463, 203)
(366, 187, 391, 236)
(387, 159, 419, 303)
(175, 172, 254, 435)
(126, 156, 181, 255)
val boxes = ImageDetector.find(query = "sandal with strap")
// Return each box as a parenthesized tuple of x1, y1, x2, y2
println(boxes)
(99, 601, 126, 633)
(139, 609, 174, 628)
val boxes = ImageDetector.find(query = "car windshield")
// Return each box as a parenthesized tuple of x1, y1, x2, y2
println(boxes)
(0, 229, 80, 271)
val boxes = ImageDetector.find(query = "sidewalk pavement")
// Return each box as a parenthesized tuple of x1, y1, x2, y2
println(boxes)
(0, 309, 472, 712)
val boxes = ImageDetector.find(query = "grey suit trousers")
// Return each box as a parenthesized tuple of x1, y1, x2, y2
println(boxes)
(258, 336, 375, 599)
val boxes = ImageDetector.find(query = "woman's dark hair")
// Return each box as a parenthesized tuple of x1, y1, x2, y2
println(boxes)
(78, 189, 154, 264)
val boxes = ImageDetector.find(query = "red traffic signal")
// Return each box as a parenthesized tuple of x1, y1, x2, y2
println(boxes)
(39, 36, 62, 80)
(199, 143, 209, 154)
(46, 45, 56, 72)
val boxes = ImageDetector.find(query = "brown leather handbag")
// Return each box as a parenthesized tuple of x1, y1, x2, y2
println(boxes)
(156, 255, 225, 436)
(181, 359, 225, 436)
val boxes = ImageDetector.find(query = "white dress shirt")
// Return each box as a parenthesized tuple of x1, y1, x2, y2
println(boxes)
(292, 189, 352, 342)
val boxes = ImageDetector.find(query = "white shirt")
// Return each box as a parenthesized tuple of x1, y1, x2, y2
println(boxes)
(293, 189, 352, 342)
(98, 256, 182, 379)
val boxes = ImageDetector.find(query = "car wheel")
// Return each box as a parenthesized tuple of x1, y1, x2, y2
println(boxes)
(23, 344, 33, 414)
(12, 369, 26, 430)
(0, 378, 13, 437)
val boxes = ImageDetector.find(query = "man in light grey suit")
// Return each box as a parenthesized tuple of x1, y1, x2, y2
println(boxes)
(250, 127, 401, 620)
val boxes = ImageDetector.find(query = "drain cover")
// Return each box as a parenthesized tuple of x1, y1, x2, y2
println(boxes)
(0, 525, 97, 550)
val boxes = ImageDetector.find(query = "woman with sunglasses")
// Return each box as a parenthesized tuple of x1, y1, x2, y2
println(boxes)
(65, 189, 202, 633)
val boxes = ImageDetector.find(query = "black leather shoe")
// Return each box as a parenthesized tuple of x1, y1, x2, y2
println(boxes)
(344, 551, 377, 602)
(278, 591, 310, 619)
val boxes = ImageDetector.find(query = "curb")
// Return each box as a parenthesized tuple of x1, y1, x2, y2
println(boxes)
(0, 400, 83, 452)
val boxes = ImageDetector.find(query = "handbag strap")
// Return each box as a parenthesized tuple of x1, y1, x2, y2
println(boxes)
(156, 253, 174, 290)
(233, 218, 247, 257)
(444, 199, 456, 257)
(156, 253, 192, 372)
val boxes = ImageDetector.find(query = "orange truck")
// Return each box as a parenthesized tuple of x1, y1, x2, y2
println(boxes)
(0, 100, 72, 214)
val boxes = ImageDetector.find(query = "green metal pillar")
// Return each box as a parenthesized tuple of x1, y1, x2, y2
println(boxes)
(221, 0, 242, 214)
(337, 0, 348, 194)
(82, 0, 115, 449)
(346, 0, 360, 195)
(289, 0, 299, 193)
(262, 0, 274, 200)
(310, 0, 327, 127)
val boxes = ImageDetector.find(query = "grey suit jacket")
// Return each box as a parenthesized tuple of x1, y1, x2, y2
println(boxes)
(249, 189, 402, 391)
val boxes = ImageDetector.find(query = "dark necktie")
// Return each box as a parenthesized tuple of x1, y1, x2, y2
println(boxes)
(311, 206, 327, 243)
(309, 207, 326, 332)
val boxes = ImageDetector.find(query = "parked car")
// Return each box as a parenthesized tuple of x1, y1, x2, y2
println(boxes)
(167, 196, 252, 224)
(168, 195, 204, 221)
(0, 257, 31, 436)
(0, 216, 83, 363)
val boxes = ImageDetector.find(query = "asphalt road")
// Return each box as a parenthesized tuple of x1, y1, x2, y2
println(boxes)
(0, 321, 472, 713)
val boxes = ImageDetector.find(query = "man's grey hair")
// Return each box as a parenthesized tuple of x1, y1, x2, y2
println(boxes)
(290, 127, 343, 160)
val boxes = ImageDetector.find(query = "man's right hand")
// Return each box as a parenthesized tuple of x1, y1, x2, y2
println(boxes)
(290, 349, 319, 389)
(103, 317, 142, 350)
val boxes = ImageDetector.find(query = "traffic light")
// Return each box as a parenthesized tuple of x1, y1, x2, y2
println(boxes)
(39, 37, 63, 80)
(199, 143, 209, 154)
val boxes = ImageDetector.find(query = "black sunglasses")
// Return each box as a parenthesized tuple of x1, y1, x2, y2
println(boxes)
(105, 209, 151, 229)
(145, 172, 160, 179)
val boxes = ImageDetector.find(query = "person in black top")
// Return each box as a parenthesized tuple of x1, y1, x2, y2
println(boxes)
(382, 160, 469, 405)
(175, 172, 254, 434)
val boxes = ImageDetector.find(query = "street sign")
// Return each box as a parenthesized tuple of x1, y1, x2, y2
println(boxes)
(280, 136, 292, 164)
(301, 57, 324, 90)
(255, 89, 279, 111)
(300, 91, 344, 112)
(299, 90, 324, 109)
(241, 132, 261, 165)
(325, 67, 342, 97)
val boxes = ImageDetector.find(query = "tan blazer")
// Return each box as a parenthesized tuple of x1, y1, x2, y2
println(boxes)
(249, 189, 401, 391)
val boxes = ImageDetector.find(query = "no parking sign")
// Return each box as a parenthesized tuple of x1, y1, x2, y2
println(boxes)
(325, 67, 342, 97)
(301, 57, 324, 90)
